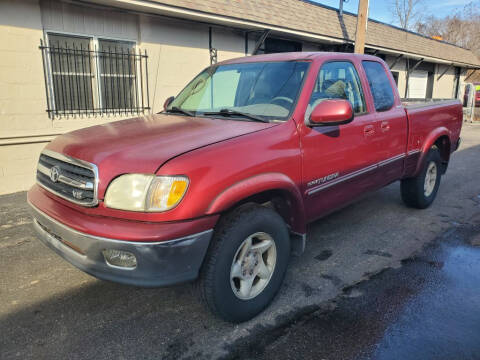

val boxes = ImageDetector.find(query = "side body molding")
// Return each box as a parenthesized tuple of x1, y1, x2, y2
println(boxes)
(206, 173, 306, 234)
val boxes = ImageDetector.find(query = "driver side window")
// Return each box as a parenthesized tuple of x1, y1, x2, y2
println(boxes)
(305, 61, 366, 121)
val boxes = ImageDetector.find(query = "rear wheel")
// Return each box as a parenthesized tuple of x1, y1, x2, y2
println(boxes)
(197, 204, 290, 323)
(401, 147, 442, 209)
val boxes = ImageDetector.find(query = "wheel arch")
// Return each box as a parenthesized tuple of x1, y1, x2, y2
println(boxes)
(206, 173, 306, 234)
(414, 128, 451, 176)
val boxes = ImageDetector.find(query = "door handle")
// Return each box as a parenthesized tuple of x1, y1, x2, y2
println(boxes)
(364, 124, 375, 137)
(381, 121, 390, 132)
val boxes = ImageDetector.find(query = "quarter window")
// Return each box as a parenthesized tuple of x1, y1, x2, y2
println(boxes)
(306, 61, 366, 120)
(362, 61, 395, 112)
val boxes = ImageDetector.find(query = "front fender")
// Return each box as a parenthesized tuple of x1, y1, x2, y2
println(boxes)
(206, 173, 306, 234)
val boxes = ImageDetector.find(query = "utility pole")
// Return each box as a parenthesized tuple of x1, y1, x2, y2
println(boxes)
(354, 0, 369, 54)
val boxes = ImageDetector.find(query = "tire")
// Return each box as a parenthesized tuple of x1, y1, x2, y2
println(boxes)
(197, 203, 290, 323)
(401, 147, 442, 209)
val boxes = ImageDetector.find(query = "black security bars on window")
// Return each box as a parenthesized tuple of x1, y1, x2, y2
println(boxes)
(39, 39, 150, 119)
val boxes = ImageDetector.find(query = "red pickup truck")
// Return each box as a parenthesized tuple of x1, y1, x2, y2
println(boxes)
(28, 52, 462, 322)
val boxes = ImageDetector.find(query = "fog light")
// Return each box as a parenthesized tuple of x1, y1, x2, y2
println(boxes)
(102, 249, 137, 269)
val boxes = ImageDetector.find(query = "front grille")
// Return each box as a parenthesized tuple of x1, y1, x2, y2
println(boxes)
(36, 150, 98, 206)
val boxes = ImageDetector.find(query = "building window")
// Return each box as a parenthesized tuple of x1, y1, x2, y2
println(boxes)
(40, 33, 149, 118)
(48, 34, 94, 113)
(98, 39, 137, 111)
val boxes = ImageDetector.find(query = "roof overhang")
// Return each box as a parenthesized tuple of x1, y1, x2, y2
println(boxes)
(366, 44, 480, 69)
(74, 0, 480, 69)
(87, 0, 345, 45)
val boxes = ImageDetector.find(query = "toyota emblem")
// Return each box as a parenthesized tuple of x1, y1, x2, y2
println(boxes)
(49, 166, 60, 182)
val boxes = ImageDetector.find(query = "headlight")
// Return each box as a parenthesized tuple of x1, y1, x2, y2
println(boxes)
(104, 174, 189, 212)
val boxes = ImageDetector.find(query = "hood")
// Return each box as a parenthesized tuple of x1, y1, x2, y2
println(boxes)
(46, 114, 276, 197)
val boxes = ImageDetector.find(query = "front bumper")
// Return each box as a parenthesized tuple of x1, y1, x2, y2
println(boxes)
(29, 203, 213, 287)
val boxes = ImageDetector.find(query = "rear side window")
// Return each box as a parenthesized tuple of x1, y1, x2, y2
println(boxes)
(362, 61, 395, 111)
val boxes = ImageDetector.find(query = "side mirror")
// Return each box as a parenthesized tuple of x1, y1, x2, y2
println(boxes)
(308, 99, 354, 127)
(163, 96, 175, 110)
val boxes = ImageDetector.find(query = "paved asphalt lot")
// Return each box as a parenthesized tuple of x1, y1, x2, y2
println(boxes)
(1, 124, 480, 360)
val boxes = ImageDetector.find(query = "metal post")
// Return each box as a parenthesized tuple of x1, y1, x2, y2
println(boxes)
(65, 43, 74, 116)
(72, 44, 81, 116)
(454, 67, 461, 98)
(101, 46, 108, 111)
(115, 46, 121, 115)
(244, 32, 249, 55)
(80, 43, 88, 113)
(108, 47, 114, 113)
(405, 58, 410, 98)
(133, 48, 139, 112)
(127, 48, 133, 112)
(56, 43, 66, 116)
(144, 49, 150, 112)
(139, 47, 145, 114)
(39, 39, 52, 118)
(121, 47, 127, 115)
(209, 27, 217, 65)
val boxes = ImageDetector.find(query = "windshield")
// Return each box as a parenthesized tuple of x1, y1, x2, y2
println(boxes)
(167, 61, 310, 121)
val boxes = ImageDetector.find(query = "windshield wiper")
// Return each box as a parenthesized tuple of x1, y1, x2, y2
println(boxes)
(203, 108, 269, 123)
(163, 106, 195, 117)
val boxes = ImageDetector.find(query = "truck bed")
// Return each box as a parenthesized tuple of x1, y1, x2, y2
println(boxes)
(401, 98, 461, 109)
(402, 98, 462, 178)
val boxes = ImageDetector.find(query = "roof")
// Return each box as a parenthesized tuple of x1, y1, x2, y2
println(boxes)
(219, 52, 380, 65)
(147, 0, 480, 67)
(220, 52, 316, 64)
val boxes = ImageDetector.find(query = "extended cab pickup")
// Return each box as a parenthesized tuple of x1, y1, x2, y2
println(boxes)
(28, 52, 462, 322)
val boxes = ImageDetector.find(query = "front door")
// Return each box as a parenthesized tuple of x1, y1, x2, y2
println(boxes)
(300, 60, 381, 222)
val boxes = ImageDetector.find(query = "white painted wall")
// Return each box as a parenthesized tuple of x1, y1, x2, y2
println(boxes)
(41, 0, 138, 40)
(433, 64, 457, 99)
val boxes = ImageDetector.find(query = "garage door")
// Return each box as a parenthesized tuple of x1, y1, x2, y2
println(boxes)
(408, 71, 428, 98)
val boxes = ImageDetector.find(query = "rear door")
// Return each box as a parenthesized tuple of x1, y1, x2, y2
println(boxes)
(361, 60, 408, 184)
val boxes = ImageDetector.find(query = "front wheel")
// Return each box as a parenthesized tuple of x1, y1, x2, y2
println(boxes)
(401, 147, 442, 209)
(197, 204, 290, 323)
